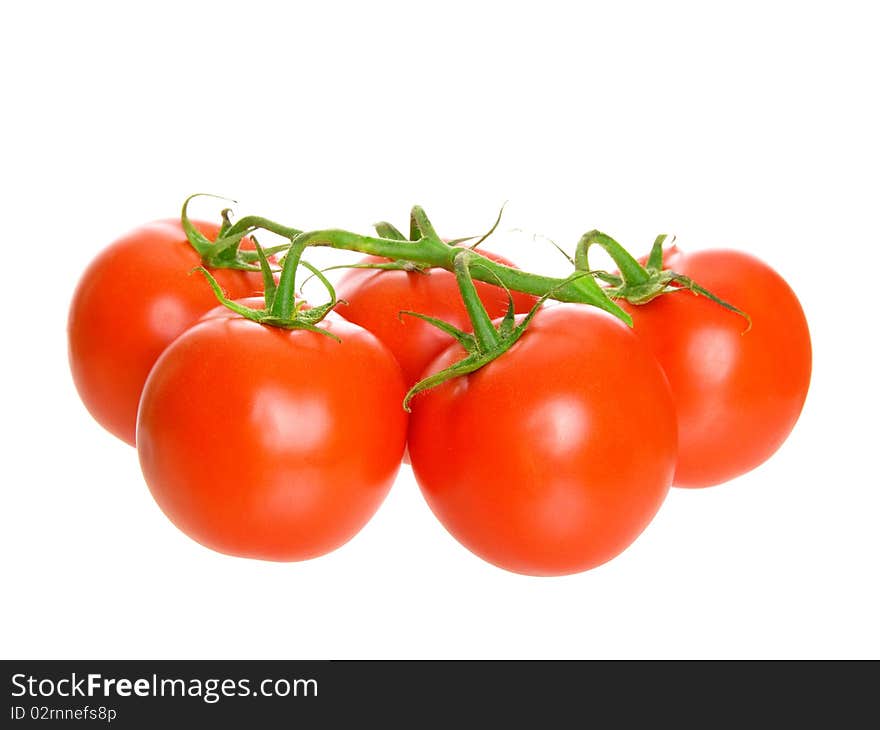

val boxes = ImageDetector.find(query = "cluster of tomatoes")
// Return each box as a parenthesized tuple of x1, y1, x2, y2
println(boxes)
(68, 212, 811, 576)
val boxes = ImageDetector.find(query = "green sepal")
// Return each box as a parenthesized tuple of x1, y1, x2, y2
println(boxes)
(403, 351, 489, 412)
(646, 234, 668, 271)
(181, 193, 221, 258)
(467, 202, 506, 250)
(575, 229, 749, 327)
(403, 261, 596, 410)
(295, 259, 429, 295)
(253, 240, 277, 310)
(218, 208, 235, 238)
(410, 206, 441, 242)
(192, 267, 268, 324)
(402, 269, 610, 410)
(546, 237, 576, 266)
(666, 273, 752, 331)
(180, 194, 287, 272)
(327, 260, 428, 274)
(566, 269, 631, 325)
(593, 270, 623, 286)
(257, 317, 342, 341)
(192, 253, 343, 341)
(377, 203, 504, 258)
(374, 221, 407, 240)
(238, 243, 290, 263)
(401, 310, 531, 412)
(398, 311, 475, 348)
(209, 230, 249, 261)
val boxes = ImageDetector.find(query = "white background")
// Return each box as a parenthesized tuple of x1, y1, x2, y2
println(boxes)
(2, 1, 877, 659)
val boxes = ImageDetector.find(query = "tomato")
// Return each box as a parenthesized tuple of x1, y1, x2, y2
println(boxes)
(136, 313, 407, 561)
(335, 251, 537, 386)
(621, 248, 811, 488)
(407, 304, 677, 576)
(68, 220, 264, 446)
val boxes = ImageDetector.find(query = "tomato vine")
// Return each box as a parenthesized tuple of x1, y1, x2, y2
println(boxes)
(182, 195, 755, 407)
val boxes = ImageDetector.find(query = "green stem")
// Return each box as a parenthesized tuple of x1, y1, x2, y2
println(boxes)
(575, 230, 650, 287)
(294, 229, 448, 263)
(270, 237, 306, 319)
(223, 215, 304, 241)
(454, 251, 500, 351)
(288, 229, 630, 323)
(193, 203, 630, 325)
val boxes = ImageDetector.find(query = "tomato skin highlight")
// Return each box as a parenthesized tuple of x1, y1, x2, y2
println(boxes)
(335, 251, 538, 386)
(68, 220, 264, 446)
(136, 314, 407, 562)
(408, 304, 677, 577)
(622, 249, 812, 488)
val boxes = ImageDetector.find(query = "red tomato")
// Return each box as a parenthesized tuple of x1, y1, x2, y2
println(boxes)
(408, 305, 677, 576)
(621, 248, 811, 488)
(335, 251, 537, 386)
(68, 220, 264, 446)
(137, 314, 407, 561)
